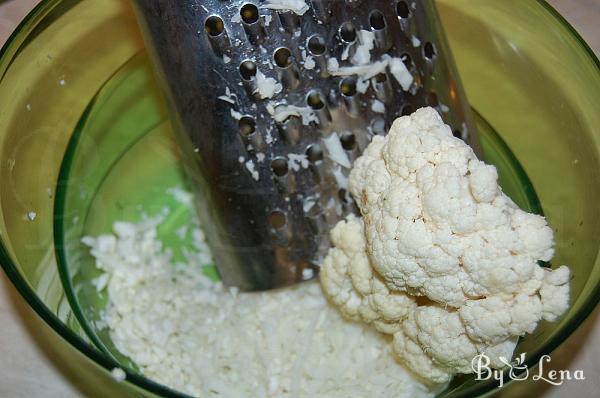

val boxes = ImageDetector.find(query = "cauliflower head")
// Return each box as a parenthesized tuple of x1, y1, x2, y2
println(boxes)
(320, 107, 570, 383)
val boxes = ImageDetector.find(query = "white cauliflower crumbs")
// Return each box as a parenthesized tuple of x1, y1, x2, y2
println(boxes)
(328, 59, 388, 79)
(83, 216, 436, 398)
(386, 55, 413, 91)
(322, 133, 352, 169)
(111, 367, 126, 382)
(341, 41, 353, 61)
(356, 77, 370, 94)
(262, 0, 309, 15)
(287, 153, 309, 171)
(92, 273, 110, 292)
(167, 186, 193, 206)
(327, 58, 340, 73)
(222, 54, 231, 64)
(254, 70, 283, 99)
(351, 30, 376, 66)
(217, 86, 237, 104)
(231, 9, 242, 23)
(245, 159, 260, 181)
(266, 102, 318, 125)
(27, 211, 36, 221)
(303, 197, 318, 212)
(265, 126, 275, 144)
(411, 36, 421, 48)
(371, 100, 386, 114)
(303, 55, 316, 70)
(332, 166, 349, 191)
(327, 55, 413, 92)
(320, 107, 570, 383)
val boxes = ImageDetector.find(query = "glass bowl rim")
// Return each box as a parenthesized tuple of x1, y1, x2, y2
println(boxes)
(0, 0, 598, 397)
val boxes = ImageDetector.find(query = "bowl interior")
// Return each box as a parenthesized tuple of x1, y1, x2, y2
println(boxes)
(53, 48, 544, 380)
(0, 1, 599, 397)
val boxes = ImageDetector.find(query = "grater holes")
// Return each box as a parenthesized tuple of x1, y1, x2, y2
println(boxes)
(401, 104, 415, 116)
(271, 157, 289, 176)
(239, 60, 257, 80)
(369, 10, 392, 51)
(205, 16, 225, 37)
(238, 116, 256, 137)
(306, 144, 324, 162)
(424, 42, 436, 59)
(373, 73, 392, 103)
(278, 11, 300, 32)
(369, 10, 387, 30)
(277, 115, 301, 144)
(269, 210, 287, 229)
(340, 132, 357, 150)
(306, 144, 324, 183)
(274, 47, 300, 88)
(427, 91, 439, 107)
(307, 35, 326, 55)
(340, 77, 360, 116)
(274, 47, 293, 68)
(339, 22, 357, 43)
(340, 77, 357, 97)
(396, 1, 411, 18)
(307, 91, 326, 110)
(306, 90, 331, 125)
(375, 73, 387, 83)
(240, 3, 266, 44)
(240, 3, 259, 24)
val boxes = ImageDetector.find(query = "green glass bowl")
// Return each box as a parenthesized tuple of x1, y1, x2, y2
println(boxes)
(0, 0, 599, 396)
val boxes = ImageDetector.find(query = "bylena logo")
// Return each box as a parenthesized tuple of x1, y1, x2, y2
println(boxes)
(471, 352, 585, 388)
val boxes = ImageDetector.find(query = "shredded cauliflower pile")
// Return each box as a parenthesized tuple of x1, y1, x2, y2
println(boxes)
(84, 217, 436, 398)
(320, 107, 570, 383)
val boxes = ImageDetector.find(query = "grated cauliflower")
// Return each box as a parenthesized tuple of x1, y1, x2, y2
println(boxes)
(320, 107, 570, 383)
(84, 203, 437, 397)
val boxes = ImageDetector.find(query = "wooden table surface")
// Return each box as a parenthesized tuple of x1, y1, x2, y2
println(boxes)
(0, 0, 599, 397)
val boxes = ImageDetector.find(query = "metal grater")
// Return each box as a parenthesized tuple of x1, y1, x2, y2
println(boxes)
(133, 0, 478, 290)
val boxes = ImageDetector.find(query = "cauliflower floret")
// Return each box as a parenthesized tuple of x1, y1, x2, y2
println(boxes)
(321, 215, 416, 331)
(349, 107, 567, 307)
(392, 321, 453, 384)
(320, 107, 571, 384)
(539, 265, 571, 321)
(459, 294, 542, 344)
(368, 277, 415, 322)
(511, 211, 555, 261)
(468, 159, 498, 203)
(319, 249, 364, 320)
(412, 306, 479, 373)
